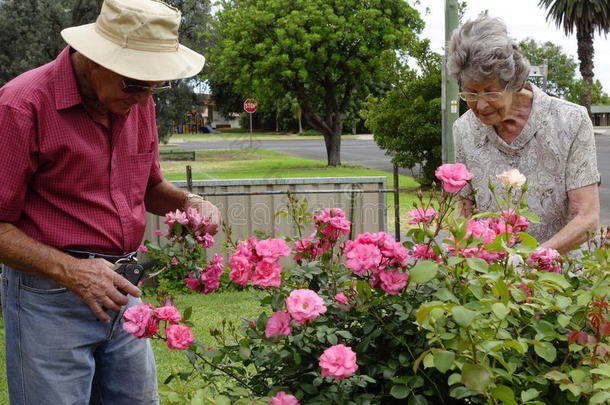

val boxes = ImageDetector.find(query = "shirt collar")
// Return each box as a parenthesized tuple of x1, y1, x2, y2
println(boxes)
(53, 46, 83, 110)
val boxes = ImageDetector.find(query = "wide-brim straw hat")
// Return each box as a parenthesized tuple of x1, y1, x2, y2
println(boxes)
(61, 0, 205, 81)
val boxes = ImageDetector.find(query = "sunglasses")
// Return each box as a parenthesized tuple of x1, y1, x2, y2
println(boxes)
(121, 78, 173, 94)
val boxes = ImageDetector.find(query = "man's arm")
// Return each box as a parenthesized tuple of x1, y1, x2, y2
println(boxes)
(541, 183, 600, 254)
(144, 179, 221, 234)
(0, 222, 141, 322)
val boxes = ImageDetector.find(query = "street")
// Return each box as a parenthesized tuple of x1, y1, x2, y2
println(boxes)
(165, 134, 610, 227)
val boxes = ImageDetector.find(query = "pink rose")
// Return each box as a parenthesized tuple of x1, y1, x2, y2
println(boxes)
(138, 244, 148, 252)
(154, 305, 182, 324)
(334, 292, 348, 305)
(285, 289, 327, 324)
(170, 257, 179, 266)
(265, 311, 293, 338)
(528, 247, 562, 273)
(201, 270, 221, 294)
(123, 302, 158, 338)
(344, 241, 382, 275)
(252, 260, 282, 287)
(229, 254, 252, 286)
(411, 244, 442, 262)
(184, 273, 201, 292)
(313, 208, 351, 240)
(434, 163, 473, 193)
(319, 344, 358, 380)
(154, 229, 164, 235)
(165, 324, 195, 350)
(379, 270, 409, 295)
(255, 238, 291, 261)
(407, 208, 438, 225)
(269, 391, 300, 405)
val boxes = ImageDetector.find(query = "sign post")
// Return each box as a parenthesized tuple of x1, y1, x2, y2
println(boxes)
(243, 99, 257, 148)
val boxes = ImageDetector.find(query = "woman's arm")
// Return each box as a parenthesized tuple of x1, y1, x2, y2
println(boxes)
(541, 183, 599, 254)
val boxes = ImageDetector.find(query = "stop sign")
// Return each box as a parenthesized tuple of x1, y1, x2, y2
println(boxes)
(243, 99, 257, 113)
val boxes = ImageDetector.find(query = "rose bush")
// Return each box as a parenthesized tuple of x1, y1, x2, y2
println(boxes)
(132, 165, 610, 405)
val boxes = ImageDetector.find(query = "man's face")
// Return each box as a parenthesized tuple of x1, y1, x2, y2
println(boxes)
(87, 63, 164, 115)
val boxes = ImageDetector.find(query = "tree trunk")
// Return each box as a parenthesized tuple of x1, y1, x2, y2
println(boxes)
(576, 26, 594, 119)
(323, 126, 342, 166)
(298, 110, 303, 135)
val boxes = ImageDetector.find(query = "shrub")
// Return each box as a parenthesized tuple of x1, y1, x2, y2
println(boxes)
(135, 166, 610, 405)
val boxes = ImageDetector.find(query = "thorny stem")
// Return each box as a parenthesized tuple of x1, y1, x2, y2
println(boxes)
(193, 350, 263, 395)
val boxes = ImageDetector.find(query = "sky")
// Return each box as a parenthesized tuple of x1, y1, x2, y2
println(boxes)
(417, 0, 610, 93)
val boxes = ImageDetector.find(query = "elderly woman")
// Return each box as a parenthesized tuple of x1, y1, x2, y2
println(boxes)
(448, 16, 600, 254)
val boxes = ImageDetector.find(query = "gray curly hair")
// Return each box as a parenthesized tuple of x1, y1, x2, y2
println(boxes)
(448, 16, 530, 91)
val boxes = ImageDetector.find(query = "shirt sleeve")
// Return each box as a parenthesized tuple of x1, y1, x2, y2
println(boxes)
(565, 107, 600, 191)
(0, 104, 37, 222)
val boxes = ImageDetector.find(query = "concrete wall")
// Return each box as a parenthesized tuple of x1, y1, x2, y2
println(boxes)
(143, 177, 388, 257)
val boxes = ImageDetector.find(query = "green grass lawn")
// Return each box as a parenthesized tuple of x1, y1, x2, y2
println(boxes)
(147, 290, 264, 391)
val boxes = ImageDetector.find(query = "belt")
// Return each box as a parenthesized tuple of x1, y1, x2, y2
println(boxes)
(64, 249, 137, 264)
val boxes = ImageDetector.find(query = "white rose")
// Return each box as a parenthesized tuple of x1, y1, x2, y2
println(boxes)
(497, 169, 526, 188)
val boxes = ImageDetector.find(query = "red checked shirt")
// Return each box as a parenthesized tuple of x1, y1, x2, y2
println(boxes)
(0, 47, 163, 255)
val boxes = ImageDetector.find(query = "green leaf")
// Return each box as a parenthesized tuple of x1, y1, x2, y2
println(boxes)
(492, 303, 510, 320)
(491, 385, 517, 405)
(590, 392, 610, 405)
(452, 306, 477, 327)
(433, 350, 455, 373)
(238, 346, 251, 359)
(461, 363, 490, 391)
(534, 342, 556, 363)
(493, 279, 510, 304)
(408, 394, 428, 405)
(593, 378, 610, 390)
(448, 373, 461, 386)
(466, 257, 489, 273)
(591, 364, 610, 378)
(435, 288, 459, 303)
(517, 232, 538, 247)
(577, 291, 592, 306)
(521, 211, 540, 223)
(557, 314, 571, 327)
(537, 272, 570, 290)
(520, 388, 539, 402)
(409, 260, 439, 284)
(390, 384, 409, 399)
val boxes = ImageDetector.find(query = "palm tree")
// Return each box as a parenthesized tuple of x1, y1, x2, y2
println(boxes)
(538, 0, 610, 117)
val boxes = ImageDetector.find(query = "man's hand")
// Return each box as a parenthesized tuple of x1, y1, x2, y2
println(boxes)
(62, 257, 142, 323)
(185, 196, 222, 235)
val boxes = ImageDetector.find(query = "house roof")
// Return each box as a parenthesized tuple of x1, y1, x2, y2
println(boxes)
(592, 105, 610, 114)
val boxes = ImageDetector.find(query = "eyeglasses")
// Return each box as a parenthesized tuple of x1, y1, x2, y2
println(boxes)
(457, 88, 506, 103)
(121, 79, 172, 94)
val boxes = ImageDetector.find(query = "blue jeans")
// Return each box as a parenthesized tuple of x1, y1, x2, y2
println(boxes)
(1, 266, 159, 405)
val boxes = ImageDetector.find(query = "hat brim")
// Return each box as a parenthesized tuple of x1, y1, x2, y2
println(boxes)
(61, 23, 205, 81)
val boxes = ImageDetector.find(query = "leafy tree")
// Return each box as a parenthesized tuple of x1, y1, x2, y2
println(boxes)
(154, 81, 199, 143)
(538, 0, 610, 117)
(519, 38, 578, 98)
(567, 78, 610, 105)
(153, 0, 212, 140)
(208, 0, 423, 166)
(363, 47, 442, 186)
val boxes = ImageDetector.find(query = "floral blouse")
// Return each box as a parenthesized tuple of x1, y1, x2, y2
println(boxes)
(454, 83, 600, 243)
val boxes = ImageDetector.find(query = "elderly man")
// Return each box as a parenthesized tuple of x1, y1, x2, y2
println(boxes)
(0, 0, 220, 404)
(448, 16, 600, 253)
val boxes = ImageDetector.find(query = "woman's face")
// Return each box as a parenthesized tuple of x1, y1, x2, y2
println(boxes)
(461, 79, 511, 126)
